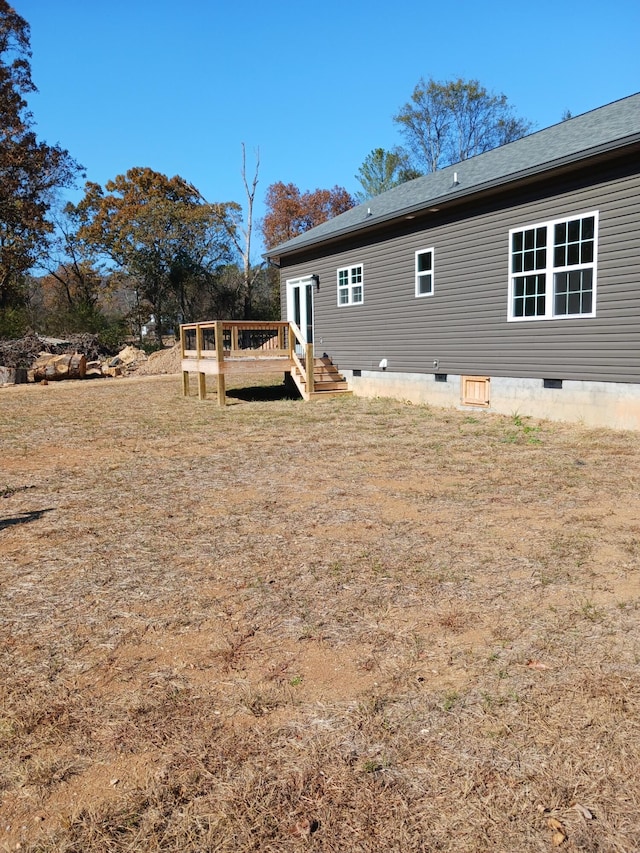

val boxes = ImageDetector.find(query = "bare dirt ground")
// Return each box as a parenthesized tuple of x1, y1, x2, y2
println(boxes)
(1, 373, 639, 852)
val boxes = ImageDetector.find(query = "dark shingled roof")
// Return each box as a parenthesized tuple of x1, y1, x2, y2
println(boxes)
(267, 92, 640, 258)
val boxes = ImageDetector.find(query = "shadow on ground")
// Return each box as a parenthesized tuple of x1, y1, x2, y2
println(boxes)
(0, 508, 54, 531)
(226, 384, 301, 403)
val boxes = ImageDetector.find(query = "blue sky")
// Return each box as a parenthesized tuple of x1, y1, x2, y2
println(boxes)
(19, 0, 640, 256)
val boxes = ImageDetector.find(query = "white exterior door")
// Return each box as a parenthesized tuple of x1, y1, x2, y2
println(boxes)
(286, 277, 314, 347)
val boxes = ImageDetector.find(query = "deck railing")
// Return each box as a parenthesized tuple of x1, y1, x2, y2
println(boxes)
(181, 320, 290, 358)
(180, 320, 312, 404)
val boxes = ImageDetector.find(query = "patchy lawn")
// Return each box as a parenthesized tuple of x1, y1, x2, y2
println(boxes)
(1, 374, 639, 852)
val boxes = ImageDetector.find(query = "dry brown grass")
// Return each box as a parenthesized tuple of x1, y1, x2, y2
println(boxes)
(1, 373, 639, 851)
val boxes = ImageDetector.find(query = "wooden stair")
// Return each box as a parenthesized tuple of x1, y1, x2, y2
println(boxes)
(292, 356, 352, 401)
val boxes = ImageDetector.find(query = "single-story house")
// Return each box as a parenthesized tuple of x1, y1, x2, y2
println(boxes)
(266, 92, 640, 430)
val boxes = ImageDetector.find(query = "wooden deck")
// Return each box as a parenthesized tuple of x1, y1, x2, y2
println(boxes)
(180, 320, 351, 405)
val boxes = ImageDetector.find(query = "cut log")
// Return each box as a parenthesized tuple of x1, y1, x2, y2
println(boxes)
(32, 352, 87, 381)
(0, 366, 28, 385)
(85, 360, 104, 379)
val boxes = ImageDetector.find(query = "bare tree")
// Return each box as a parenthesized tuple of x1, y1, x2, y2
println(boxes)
(394, 77, 532, 173)
(186, 145, 263, 319)
(232, 144, 262, 319)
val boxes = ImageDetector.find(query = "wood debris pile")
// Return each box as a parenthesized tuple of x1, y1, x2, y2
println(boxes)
(0, 333, 161, 385)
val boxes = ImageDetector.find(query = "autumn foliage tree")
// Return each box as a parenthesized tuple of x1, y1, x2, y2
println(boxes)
(0, 1, 81, 322)
(262, 182, 355, 250)
(70, 168, 239, 342)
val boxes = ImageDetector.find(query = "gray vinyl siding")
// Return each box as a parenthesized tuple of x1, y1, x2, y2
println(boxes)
(280, 161, 640, 384)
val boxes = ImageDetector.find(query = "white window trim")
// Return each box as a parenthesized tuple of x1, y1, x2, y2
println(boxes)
(507, 210, 599, 322)
(337, 263, 364, 306)
(415, 247, 435, 298)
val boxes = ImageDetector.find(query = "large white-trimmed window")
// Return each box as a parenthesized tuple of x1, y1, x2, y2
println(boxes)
(337, 263, 363, 306)
(415, 248, 434, 297)
(508, 211, 598, 321)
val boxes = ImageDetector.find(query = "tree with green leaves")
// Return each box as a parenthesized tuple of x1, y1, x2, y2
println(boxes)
(354, 147, 421, 201)
(0, 1, 82, 318)
(70, 168, 239, 342)
(394, 77, 532, 173)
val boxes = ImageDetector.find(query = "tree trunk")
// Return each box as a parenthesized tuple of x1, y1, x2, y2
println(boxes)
(32, 353, 87, 381)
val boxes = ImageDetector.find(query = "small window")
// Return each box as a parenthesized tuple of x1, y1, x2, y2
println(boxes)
(337, 264, 364, 306)
(415, 248, 434, 297)
(509, 212, 598, 321)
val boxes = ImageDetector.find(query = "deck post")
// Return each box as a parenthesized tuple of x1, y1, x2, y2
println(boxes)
(288, 324, 294, 361)
(198, 371, 206, 400)
(180, 325, 189, 396)
(215, 320, 226, 407)
(306, 342, 314, 395)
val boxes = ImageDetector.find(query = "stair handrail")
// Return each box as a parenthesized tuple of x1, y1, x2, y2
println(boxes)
(288, 321, 314, 396)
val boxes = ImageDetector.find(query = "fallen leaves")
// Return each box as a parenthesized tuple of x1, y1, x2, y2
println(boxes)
(572, 802, 594, 820)
(540, 803, 594, 846)
(547, 817, 566, 846)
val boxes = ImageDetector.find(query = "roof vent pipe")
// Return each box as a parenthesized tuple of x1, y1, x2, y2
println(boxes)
(453, 171, 459, 186)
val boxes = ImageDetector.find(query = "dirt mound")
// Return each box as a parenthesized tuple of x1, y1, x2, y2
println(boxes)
(134, 343, 181, 375)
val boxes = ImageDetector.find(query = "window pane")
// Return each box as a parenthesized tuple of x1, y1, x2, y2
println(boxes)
(555, 222, 566, 245)
(554, 245, 566, 267)
(567, 243, 580, 265)
(567, 219, 580, 242)
(536, 249, 546, 268)
(553, 269, 592, 316)
(582, 216, 595, 240)
(581, 240, 594, 263)
(417, 251, 432, 272)
(513, 254, 523, 273)
(568, 290, 582, 314)
(352, 286, 362, 302)
(524, 250, 535, 271)
(339, 289, 349, 304)
(536, 226, 547, 246)
(524, 229, 535, 250)
(514, 277, 524, 298)
(554, 291, 567, 314)
(418, 273, 432, 294)
(513, 232, 523, 252)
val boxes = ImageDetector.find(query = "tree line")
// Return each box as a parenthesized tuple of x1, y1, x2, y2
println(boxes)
(0, 0, 533, 346)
